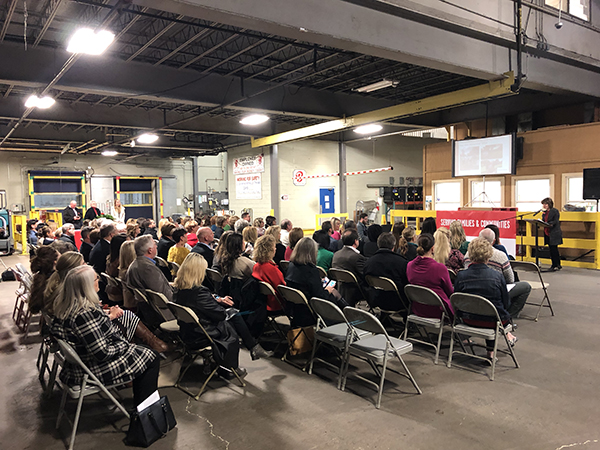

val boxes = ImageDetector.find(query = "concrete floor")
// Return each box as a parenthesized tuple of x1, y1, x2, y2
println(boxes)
(1, 253, 599, 450)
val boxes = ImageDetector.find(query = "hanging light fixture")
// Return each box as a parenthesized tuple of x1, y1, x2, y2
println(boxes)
(102, 150, 118, 156)
(354, 124, 383, 135)
(24, 95, 55, 109)
(137, 133, 159, 144)
(67, 28, 115, 55)
(240, 114, 269, 125)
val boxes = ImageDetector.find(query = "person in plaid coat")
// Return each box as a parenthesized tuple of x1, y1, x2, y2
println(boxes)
(51, 265, 159, 405)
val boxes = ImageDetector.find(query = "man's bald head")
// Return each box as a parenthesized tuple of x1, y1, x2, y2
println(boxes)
(197, 227, 214, 244)
(479, 228, 496, 244)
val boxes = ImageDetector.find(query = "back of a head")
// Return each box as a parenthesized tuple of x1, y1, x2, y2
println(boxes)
(288, 227, 304, 249)
(265, 215, 276, 227)
(266, 225, 281, 242)
(119, 241, 137, 271)
(242, 225, 258, 244)
(54, 265, 98, 320)
(174, 252, 207, 290)
(100, 224, 115, 240)
(185, 220, 198, 233)
(80, 226, 93, 241)
(321, 221, 332, 234)
(449, 220, 466, 249)
(377, 232, 396, 250)
(216, 216, 227, 227)
(479, 228, 496, 244)
(235, 218, 250, 234)
(89, 229, 100, 245)
(253, 217, 264, 228)
(62, 223, 74, 234)
(44, 251, 85, 310)
(160, 223, 176, 238)
(343, 219, 356, 230)
(367, 224, 383, 242)
(221, 233, 244, 275)
(468, 237, 494, 264)
(342, 229, 359, 246)
(253, 234, 276, 263)
(433, 228, 451, 264)
(172, 228, 187, 243)
(30, 246, 59, 275)
(485, 224, 500, 245)
(109, 233, 128, 261)
(421, 217, 437, 235)
(312, 229, 330, 250)
(290, 237, 317, 266)
(49, 240, 76, 254)
(416, 233, 434, 256)
(280, 218, 292, 230)
(134, 234, 154, 257)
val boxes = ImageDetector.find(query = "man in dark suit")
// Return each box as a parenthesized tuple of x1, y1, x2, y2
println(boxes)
(79, 226, 94, 263)
(62, 200, 82, 229)
(332, 229, 367, 306)
(90, 224, 116, 275)
(58, 224, 76, 246)
(363, 232, 409, 311)
(142, 219, 158, 240)
(191, 227, 215, 267)
(83, 200, 102, 221)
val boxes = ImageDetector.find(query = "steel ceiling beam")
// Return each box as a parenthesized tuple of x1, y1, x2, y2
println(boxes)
(154, 27, 215, 65)
(179, 30, 244, 70)
(33, 0, 64, 47)
(126, 14, 185, 61)
(0, 0, 17, 42)
(251, 72, 516, 147)
(225, 42, 292, 76)
(200, 37, 266, 74)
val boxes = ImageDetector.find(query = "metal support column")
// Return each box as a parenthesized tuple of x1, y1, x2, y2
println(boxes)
(338, 141, 347, 214)
(191, 156, 200, 217)
(270, 144, 280, 220)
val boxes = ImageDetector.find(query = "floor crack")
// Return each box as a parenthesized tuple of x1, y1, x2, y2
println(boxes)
(186, 397, 231, 450)
(556, 439, 599, 450)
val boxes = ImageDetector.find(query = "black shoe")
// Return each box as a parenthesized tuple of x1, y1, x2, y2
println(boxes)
(250, 344, 274, 360)
(557, 265, 563, 270)
(550, 266, 559, 272)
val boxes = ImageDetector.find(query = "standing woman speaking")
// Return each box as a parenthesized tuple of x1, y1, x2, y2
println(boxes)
(541, 197, 563, 271)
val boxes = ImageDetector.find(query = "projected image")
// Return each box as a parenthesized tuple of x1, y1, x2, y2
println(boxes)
(453, 134, 514, 177)
(459, 146, 480, 172)
(481, 144, 504, 174)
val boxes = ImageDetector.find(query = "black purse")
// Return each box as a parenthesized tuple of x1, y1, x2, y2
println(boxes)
(125, 395, 177, 447)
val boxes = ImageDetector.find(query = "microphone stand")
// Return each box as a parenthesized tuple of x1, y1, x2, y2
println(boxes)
(495, 210, 543, 262)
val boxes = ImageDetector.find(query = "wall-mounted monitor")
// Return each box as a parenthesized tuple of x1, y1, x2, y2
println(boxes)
(452, 133, 516, 177)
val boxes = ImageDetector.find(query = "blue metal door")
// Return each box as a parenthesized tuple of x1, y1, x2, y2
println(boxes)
(319, 188, 335, 214)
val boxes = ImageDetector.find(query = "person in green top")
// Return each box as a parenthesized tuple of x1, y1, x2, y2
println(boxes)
(313, 230, 334, 271)
(450, 220, 470, 255)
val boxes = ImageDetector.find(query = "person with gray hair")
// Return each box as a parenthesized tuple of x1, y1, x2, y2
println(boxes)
(234, 218, 251, 234)
(465, 228, 531, 319)
(280, 219, 293, 246)
(126, 235, 175, 315)
(58, 223, 76, 246)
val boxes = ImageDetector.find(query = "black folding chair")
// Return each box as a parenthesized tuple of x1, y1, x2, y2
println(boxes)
(276, 285, 315, 370)
(509, 260, 554, 321)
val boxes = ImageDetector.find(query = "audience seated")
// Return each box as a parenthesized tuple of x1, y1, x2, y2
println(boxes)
(79, 226, 94, 263)
(107, 234, 128, 278)
(235, 218, 251, 235)
(191, 227, 215, 267)
(485, 223, 510, 257)
(142, 219, 158, 240)
(433, 227, 464, 272)
(465, 229, 530, 319)
(252, 235, 285, 312)
(421, 217, 437, 235)
(51, 265, 160, 405)
(90, 224, 116, 275)
(363, 232, 409, 311)
(407, 233, 454, 319)
(265, 215, 277, 228)
(392, 222, 405, 252)
(167, 228, 190, 266)
(58, 224, 76, 246)
(454, 237, 519, 360)
(284, 227, 304, 261)
(118, 241, 137, 309)
(185, 220, 199, 247)
(280, 219, 293, 247)
(450, 220, 469, 255)
(285, 237, 347, 327)
(219, 233, 255, 282)
(29, 247, 60, 315)
(157, 223, 177, 260)
(266, 225, 286, 265)
(313, 230, 334, 271)
(331, 230, 367, 306)
(397, 226, 418, 261)
(49, 239, 77, 254)
(363, 224, 382, 257)
(242, 226, 258, 257)
(254, 217, 266, 237)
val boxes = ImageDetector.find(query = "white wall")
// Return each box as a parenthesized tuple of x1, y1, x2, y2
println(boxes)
(0, 151, 194, 216)
(197, 153, 228, 194)
(227, 134, 438, 229)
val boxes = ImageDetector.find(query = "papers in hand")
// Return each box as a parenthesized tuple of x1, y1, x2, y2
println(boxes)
(506, 283, 516, 292)
(137, 390, 160, 412)
(225, 308, 239, 321)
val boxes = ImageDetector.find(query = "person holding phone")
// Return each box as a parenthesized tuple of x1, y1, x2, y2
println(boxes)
(541, 197, 563, 271)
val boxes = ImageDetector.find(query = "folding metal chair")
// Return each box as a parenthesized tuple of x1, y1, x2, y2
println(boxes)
(448, 269, 458, 284)
(276, 285, 316, 369)
(168, 302, 246, 400)
(510, 260, 554, 321)
(278, 260, 290, 275)
(329, 268, 369, 309)
(169, 261, 180, 277)
(37, 313, 62, 396)
(402, 284, 453, 365)
(308, 298, 369, 389)
(447, 293, 519, 381)
(12, 267, 33, 336)
(317, 266, 327, 279)
(55, 339, 130, 450)
(341, 307, 422, 409)
(205, 268, 223, 294)
(257, 281, 288, 345)
(144, 290, 180, 334)
(155, 256, 169, 269)
(365, 275, 408, 330)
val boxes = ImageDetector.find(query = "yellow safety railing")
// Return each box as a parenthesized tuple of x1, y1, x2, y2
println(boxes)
(315, 213, 349, 230)
(11, 214, 28, 255)
(389, 210, 436, 233)
(46, 211, 63, 227)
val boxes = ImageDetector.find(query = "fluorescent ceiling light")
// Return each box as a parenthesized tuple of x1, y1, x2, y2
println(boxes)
(354, 79, 397, 93)
(24, 95, 55, 109)
(102, 150, 118, 156)
(67, 28, 115, 55)
(137, 133, 159, 144)
(240, 114, 269, 125)
(354, 124, 383, 135)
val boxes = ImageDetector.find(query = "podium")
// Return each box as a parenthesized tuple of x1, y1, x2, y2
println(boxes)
(524, 219, 551, 267)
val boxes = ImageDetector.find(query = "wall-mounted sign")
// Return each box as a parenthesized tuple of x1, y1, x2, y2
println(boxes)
(293, 169, 306, 186)
(236, 173, 262, 199)
(281, 195, 289, 201)
(233, 154, 264, 174)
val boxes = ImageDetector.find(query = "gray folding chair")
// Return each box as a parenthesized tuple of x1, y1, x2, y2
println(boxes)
(317, 266, 328, 279)
(403, 284, 451, 365)
(12, 267, 33, 336)
(169, 261, 180, 277)
(55, 339, 130, 450)
(276, 285, 316, 369)
(205, 268, 223, 293)
(448, 268, 458, 284)
(365, 275, 408, 331)
(168, 302, 246, 399)
(308, 298, 369, 389)
(279, 260, 290, 275)
(341, 307, 422, 409)
(329, 268, 368, 308)
(257, 281, 288, 344)
(448, 293, 519, 381)
(144, 289, 180, 334)
(154, 256, 169, 269)
(510, 260, 554, 321)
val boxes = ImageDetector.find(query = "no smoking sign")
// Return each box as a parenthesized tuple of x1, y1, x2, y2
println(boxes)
(293, 169, 306, 186)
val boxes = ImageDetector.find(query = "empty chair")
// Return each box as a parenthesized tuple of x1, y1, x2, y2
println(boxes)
(448, 293, 519, 381)
(168, 302, 245, 399)
(509, 260, 554, 321)
(55, 339, 130, 450)
(341, 307, 422, 409)
(308, 298, 369, 388)
(329, 268, 368, 306)
(403, 284, 451, 364)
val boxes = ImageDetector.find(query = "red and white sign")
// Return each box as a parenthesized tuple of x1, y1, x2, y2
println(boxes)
(436, 211, 517, 255)
(293, 169, 307, 186)
(235, 173, 262, 200)
(233, 154, 264, 174)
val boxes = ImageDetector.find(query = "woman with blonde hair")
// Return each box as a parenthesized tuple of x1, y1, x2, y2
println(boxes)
(266, 225, 286, 264)
(51, 265, 159, 405)
(397, 226, 418, 261)
(119, 241, 137, 309)
(252, 235, 285, 312)
(242, 226, 258, 257)
(330, 217, 342, 240)
(450, 220, 469, 255)
(185, 220, 199, 247)
(435, 226, 465, 271)
(111, 199, 126, 223)
(44, 251, 85, 315)
(254, 217, 265, 237)
(173, 253, 272, 375)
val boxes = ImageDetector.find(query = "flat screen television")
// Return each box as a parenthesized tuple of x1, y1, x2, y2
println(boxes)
(452, 133, 516, 177)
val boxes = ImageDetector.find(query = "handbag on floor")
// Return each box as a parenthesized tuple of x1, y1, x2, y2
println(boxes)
(125, 395, 177, 447)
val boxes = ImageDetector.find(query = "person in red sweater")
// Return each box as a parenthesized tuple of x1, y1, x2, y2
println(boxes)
(252, 235, 285, 311)
(284, 227, 304, 261)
